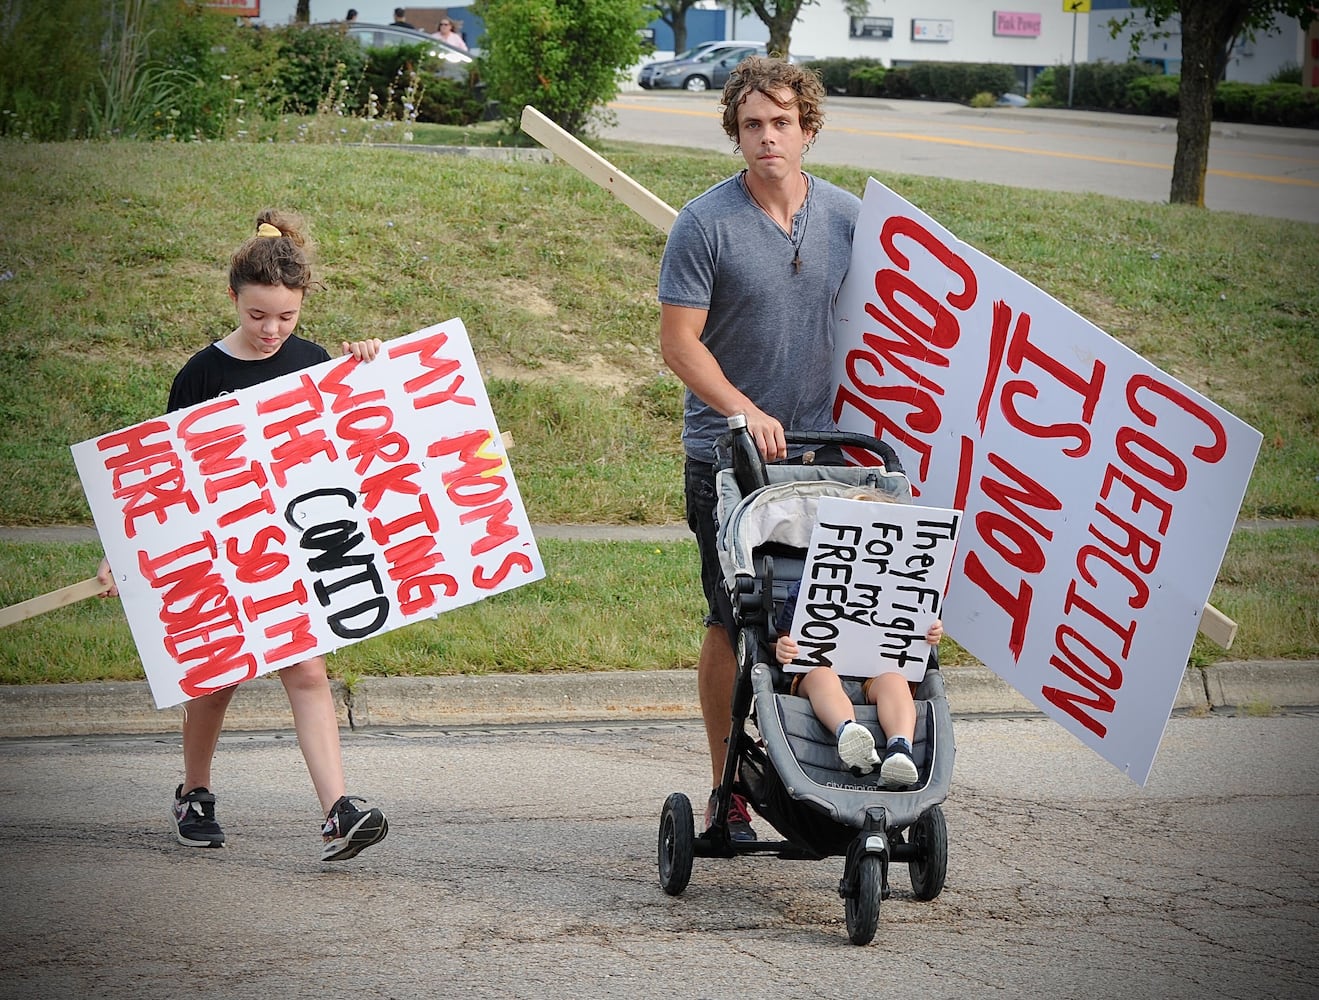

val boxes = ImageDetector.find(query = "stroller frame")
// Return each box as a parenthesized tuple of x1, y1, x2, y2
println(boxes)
(657, 426, 955, 945)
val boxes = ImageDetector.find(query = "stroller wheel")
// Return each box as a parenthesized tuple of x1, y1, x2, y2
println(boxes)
(908, 804, 948, 901)
(844, 853, 883, 946)
(658, 792, 695, 896)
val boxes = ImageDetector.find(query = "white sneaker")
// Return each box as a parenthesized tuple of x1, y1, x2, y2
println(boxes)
(837, 721, 881, 773)
(880, 746, 919, 788)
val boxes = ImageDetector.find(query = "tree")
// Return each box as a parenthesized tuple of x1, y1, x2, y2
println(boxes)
(649, 0, 702, 56)
(474, 0, 651, 136)
(1113, 2, 1315, 206)
(731, 0, 869, 60)
(297, 0, 310, 23)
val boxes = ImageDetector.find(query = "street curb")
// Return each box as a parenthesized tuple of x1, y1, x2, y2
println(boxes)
(1, 661, 1314, 740)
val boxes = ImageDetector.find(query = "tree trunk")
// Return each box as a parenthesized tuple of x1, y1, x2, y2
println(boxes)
(672, 15, 687, 56)
(296, 0, 310, 24)
(1171, 1, 1249, 206)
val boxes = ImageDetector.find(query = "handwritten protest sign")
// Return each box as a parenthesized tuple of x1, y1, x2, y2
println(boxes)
(833, 179, 1262, 785)
(784, 497, 961, 682)
(72, 319, 544, 709)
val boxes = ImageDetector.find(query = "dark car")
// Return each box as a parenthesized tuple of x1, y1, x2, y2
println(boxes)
(649, 45, 764, 92)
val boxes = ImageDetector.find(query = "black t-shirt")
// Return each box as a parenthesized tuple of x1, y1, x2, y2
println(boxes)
(167, 336, 332, 412)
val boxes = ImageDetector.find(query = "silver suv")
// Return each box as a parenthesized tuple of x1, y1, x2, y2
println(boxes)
(639, 41, 766, 90)
(648, 44, 766, 92)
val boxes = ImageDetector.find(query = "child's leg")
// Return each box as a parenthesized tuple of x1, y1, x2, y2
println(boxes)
(181, 686, 238, 792)
(870, 673, 919, 787)
(279, 656, 346, 815)
(869, 672, 916, 745)
(797, 667, 855, 733)
(799, 668, 879, 772)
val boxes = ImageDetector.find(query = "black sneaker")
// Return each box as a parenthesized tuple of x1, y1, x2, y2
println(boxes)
(880, 740, 919, 789)
(172, 785, 225, 848)
(321, 795, 388, 861)
(704, 790, 756, 843)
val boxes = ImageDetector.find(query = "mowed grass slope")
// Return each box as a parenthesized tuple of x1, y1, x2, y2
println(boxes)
(0, 137, 1315, 681)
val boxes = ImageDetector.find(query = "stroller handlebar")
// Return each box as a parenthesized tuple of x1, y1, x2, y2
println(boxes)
(783, 430, 904, 475)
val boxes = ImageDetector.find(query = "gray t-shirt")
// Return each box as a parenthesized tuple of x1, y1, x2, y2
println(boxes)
(658, 171, 861, 463)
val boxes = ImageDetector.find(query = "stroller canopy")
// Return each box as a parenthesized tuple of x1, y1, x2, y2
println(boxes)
(716, 466, 913, 583)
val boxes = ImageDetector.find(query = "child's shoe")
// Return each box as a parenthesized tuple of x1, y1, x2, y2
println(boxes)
(321, 795, 388, 861)
(172, 785, 225, 848)
(880, 738, 919, 788)
(837, 721, 881, 773)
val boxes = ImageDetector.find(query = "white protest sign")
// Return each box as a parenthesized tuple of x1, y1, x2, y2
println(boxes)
(785, 497, 961, 682)
(833, 179, 1262, 785)
(72, 319, 544, 709)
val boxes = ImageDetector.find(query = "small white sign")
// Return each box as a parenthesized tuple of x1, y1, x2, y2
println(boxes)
(912, 18, 954, 41)
(784, 497, 961, 683)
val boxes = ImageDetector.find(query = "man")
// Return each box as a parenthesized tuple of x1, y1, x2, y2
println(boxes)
(392, 7, 416, 29)
(658, 56, 861, 841)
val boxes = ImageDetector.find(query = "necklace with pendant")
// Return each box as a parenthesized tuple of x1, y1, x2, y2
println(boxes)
(743, 172, 811, 273)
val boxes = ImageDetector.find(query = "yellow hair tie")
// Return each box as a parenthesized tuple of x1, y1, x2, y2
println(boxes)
(256, 222, 282, 238)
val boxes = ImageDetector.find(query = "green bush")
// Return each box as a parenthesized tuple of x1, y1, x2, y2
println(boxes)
(879, 67, 916, 99)
(0, 0, 104, 139)
(1269, 61, 1302, 86)
(1125, 74, 1180, 117)
(1028, 66, 1057, 106)
(804, 57, 883, 95)
(848, 64, 888, 98)
(473, 0, 650, 136)
(267, 23, 370, 116)
(1214, 81, 1319, 127)
(1050, 59, 1150, 109)
(905, 61, 1016, 102)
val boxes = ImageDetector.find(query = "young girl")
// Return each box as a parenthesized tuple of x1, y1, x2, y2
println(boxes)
(773, 490, 945, 789)
(98, 210, 388, 861)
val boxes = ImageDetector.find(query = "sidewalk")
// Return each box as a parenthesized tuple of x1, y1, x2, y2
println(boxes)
(1, 525, 1315, 738)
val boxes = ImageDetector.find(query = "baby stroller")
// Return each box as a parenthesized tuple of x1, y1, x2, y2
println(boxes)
(657, 417, 955, 945)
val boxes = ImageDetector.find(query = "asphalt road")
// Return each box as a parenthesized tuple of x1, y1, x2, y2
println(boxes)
(603, 93, 1319, 224)
(2, 712, 1316, 999)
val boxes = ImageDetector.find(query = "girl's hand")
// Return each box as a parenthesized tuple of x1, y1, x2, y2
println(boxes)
(342, 338, 383, 361)
(96, 557, 119, 598)
(926, 619, 944, 645)
(775, 634, 799, 665)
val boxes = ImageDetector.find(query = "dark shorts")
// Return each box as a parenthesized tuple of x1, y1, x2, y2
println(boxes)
(684, 446, 845, 632)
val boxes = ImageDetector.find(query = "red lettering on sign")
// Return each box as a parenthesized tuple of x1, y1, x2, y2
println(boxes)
(1041, 625, 1120, 738)
(317, 357, 386, 414)
(473, 550, 535, 589)
(337, 404, 409, 476)
(1127, 374, 1227, 464)
(96, 421, 199, 537)
(359, 461, 423, 513)
(258, 374, 337, 486)
(225, 526, 290, 584)
(393, 331, 476, 410)
(138, 532, 256, 697)
(879, 215, 977, 310)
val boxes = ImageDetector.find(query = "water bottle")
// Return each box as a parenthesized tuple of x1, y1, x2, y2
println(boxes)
(728, 413, 768, 495)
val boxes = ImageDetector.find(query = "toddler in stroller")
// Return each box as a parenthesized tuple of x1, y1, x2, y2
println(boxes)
(658, 418, 956, 945)
(773, 531, 945, 789)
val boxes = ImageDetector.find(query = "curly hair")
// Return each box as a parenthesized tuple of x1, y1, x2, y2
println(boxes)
(229, 209, 318, 294)
(719, 55, 827, 144)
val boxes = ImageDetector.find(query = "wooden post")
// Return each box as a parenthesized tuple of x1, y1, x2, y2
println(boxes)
(519, 105, 678, 234)
(0, 577, 109, 629)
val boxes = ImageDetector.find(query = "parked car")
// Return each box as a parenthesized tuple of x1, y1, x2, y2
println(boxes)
(649, 44, 765, 92)
(334, 21, 474, 83)
(638, 40, 764, 89)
